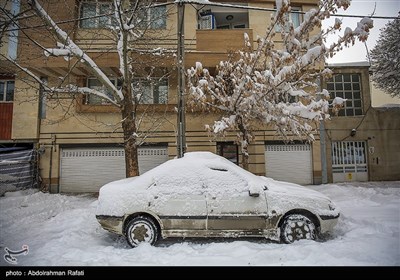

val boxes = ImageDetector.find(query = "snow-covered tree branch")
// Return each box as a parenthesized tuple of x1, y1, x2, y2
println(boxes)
(187, 0, 374, 169)
(1, 0, 173, 177)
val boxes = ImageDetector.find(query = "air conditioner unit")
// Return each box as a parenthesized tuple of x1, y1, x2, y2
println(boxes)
(198, 14, 215, 30)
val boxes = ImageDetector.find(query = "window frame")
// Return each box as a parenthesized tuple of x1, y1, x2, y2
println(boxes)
(79, 1, 167, 30)
(0, 80, 15, 102)
(85, 77, 119, 105)
(216, 142, 239, 165)
(85, 76, 169, 105)
(137, 5, 167, 30)
(327, 73, 363, 117)
(79, 1, 114, 29)
(132, 77, 169, 105)
(275, 6, 302, 32)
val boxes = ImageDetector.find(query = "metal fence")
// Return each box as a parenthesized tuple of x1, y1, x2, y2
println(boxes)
(0, 148, 38, 196)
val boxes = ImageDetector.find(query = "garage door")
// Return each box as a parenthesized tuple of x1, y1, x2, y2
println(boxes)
(60, 146, 168, 192)
(265, 144, 312, 185)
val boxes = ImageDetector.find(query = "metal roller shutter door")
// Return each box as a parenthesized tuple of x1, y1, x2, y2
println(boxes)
(60, 146, 168, 192)
(265, 144, 312, 185)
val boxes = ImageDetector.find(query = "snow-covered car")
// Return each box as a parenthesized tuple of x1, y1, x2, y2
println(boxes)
(96, 152, 339, 247)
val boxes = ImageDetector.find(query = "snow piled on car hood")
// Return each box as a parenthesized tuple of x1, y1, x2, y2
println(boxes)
(262, 177, 330, 200)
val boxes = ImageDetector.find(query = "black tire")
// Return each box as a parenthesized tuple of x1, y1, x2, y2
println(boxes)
(280, 214, 316, 244)
(125, 216, 159, 248)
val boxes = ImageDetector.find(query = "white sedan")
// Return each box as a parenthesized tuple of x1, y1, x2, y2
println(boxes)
(96, 152, 339, 247)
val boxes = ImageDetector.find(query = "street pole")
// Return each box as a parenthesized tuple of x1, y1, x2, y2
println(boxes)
(320, 119, 328, 184)
(177, 1, 186, 158)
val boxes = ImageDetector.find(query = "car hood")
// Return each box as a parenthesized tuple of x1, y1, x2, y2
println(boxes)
(259, 177, 338, 216)
(96, 175, 154, 217)
(261, 177, 330, 201)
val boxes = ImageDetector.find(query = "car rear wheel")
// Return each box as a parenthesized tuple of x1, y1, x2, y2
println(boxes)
(280, 214, 316, 244)
(125, 216, 159, 248)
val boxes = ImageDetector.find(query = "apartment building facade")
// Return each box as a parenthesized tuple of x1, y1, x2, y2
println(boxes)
(3, 0, 365, 193)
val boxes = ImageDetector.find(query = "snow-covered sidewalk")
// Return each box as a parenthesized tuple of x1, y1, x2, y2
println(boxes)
(0, 181, 399, 266)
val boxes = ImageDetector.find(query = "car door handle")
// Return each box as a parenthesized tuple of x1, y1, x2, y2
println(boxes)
(212, 196, 216, 200)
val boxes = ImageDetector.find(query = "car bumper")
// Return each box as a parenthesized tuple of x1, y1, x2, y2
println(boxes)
(319, 213, 340, 234)
(96, 215, 124, 235)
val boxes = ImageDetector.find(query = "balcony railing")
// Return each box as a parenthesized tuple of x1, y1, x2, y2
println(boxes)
(196, 29, 253, 52)
(73, 29, 253, 53)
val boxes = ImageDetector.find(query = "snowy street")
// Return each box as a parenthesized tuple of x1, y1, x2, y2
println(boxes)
(0, 181, 399, 266)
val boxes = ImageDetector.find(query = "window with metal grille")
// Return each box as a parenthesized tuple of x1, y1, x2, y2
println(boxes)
(327, 74, 363, 116)
(331, 141, 367, 173)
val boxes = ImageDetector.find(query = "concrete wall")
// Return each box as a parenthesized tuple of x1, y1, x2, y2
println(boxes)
(370, 81, 400, 107)
(0, 0, 12, 57)
(11, 74, 39, 140)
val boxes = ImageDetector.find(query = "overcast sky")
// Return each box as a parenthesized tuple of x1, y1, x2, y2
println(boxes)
(323, 0, 399, 64)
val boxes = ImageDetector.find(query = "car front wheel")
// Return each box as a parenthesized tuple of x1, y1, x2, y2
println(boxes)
(280, 214, 316, 244)
(125, 216, 159, 248)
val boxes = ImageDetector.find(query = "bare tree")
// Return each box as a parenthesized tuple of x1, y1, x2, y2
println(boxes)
(187, 0, 373, 169)
(370, 16, 400, 97)
(1, 0, 174, 177)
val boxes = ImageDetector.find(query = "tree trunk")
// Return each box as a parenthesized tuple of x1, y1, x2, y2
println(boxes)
(123, 131, 139, 178)
(120, 25, 139, 178)
(237, 116, 250, 171)
(121, 87, 139, 178)
(241, 145, 249, 171)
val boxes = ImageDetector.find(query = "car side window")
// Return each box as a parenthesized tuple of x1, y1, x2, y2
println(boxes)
(205, 166, 247, 195)
(152, 172, 207, 195)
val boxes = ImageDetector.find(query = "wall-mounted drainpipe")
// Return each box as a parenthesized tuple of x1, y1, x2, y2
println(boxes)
(48, 146, 53, 193)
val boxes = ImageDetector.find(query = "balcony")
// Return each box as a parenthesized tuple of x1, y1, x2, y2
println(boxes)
(196, 29, 253, 52)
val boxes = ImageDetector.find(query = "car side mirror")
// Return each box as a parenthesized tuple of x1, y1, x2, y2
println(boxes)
(248, 190, 260, 197)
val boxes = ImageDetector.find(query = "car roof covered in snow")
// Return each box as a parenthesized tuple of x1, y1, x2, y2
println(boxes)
(100, 151, 257, 191)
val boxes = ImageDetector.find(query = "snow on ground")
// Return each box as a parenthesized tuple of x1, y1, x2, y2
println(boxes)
(0, 181, 399, 266)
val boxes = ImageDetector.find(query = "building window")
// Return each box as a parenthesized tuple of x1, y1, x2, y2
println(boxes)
(150, 6, 167, 29)
(133, 78, 168, 104)
(0, 80, 14, 102)
(86, 78, 119, 105)
(80, 2, 166, 29)
(80, 1, 115, 28)
(275, 7, 301, 32)
(217, 142, 238, 165)
(327, 74, 363, 116)
(198, 6, 249, 30)
(138, 6, 167, 30)
(86, 77, 168, 105)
